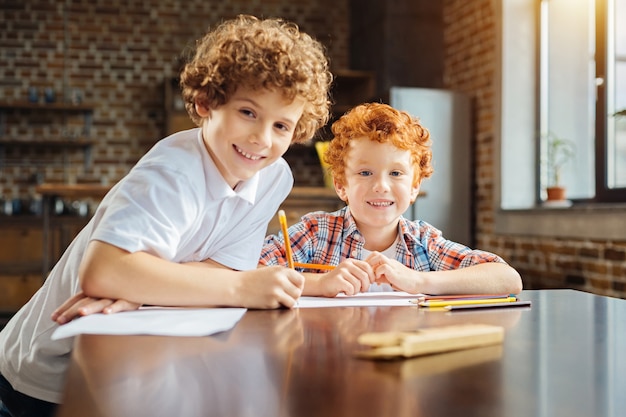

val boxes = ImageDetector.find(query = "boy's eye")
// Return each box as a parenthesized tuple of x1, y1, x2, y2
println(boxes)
(358, 170, 372, 177)
(274, 122, 290, 132)
(240, 109, 255, 118)
(390, 171, 402, 177)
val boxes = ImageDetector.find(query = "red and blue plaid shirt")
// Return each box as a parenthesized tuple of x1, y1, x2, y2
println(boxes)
(259, 206, 505, 272)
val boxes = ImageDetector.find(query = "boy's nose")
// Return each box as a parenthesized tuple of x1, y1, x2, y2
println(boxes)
(373, 176, 390, 192)
(250, 124, 272, 147)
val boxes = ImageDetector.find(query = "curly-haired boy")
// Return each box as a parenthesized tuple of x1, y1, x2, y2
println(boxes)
(260, 103, 522, 297)
(0, 15, 332, 417)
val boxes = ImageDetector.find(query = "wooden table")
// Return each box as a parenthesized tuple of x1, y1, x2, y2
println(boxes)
(55, 289, 626, 417)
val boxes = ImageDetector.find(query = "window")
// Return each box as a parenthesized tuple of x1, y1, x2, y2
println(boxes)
(540, 0, 626, 202)
(602, 0, 626, 196)
(497, 0, 626, 240)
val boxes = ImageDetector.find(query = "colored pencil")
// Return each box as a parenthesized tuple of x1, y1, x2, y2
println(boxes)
(293, 262, 336, 271)
(418, 296, 518, 309)
(277, 210, 295, 269)
(414, 293, 514, 303)
(445, 300, 532, 311)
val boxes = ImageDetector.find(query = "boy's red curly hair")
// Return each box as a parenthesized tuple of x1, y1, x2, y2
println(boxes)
(325, 102, 433, 187)
(180, 15, 332, 144)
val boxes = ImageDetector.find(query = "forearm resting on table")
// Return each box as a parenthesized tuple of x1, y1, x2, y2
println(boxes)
(416, 262, 523, 295)
(79, 241, 242, 307)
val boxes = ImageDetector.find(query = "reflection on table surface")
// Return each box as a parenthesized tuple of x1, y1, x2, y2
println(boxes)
(56, 290, 626, 417)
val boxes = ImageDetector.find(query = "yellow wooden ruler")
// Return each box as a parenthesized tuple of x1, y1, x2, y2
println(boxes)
(355, 323, 504, 360)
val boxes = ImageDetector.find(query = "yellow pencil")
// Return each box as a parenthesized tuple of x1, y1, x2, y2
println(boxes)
(418, 296, 518, 309)
(277, 210, 295, 269)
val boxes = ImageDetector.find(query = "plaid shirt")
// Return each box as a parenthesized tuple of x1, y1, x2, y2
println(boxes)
(259, 206, 505, 272)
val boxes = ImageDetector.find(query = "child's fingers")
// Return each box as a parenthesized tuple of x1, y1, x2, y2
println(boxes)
(52, 292, 97, 323)
(102, 299, 141, 314)
(51, 291, 88, 319)
(77, 299, 114, 316)
(285, 269, 305, 290)
(277, 286, 301, 309)
(53, 297, 112, 324)
(276, 270, 304, 308)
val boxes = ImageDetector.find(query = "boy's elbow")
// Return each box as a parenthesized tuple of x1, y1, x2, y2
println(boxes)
(509, 267, 523, 294)
(79, 258, 112, 298)
(78, 240, 126, 298)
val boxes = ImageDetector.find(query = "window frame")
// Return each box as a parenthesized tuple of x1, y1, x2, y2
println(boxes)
(495, 0, 626, 240)
(595, 0, 626, 202)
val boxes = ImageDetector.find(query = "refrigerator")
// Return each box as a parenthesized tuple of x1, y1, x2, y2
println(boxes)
(390, 87, 472, 246)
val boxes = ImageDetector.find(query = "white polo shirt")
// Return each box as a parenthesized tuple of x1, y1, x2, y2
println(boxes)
(0, 128, 293, 403)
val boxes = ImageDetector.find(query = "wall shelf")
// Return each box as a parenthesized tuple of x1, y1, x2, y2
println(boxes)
(0, 101, 94, 111)
(331, 70, 376, 116)
(0, 101, 95, 170)
(163, 78, 195, 137)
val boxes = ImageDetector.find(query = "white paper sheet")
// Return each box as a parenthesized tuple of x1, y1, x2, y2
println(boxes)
(51, 307, 247, 340)
(296, 291, 420, 308)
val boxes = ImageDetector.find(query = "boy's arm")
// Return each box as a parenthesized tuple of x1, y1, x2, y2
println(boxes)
(78, 240, 304, 309)
(367, 252, 522, 295)
(52, 257, 221, 324)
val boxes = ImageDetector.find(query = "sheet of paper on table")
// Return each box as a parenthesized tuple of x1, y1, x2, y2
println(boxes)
(51, 307, 247, 340)
(296, 291, 420, 308)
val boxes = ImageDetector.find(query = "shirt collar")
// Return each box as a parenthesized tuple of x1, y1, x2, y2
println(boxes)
(398, 216, 424, 247)
(343, 206, 362, 238)
(343, 206, 419, 245)
(200, 130, 259, 205)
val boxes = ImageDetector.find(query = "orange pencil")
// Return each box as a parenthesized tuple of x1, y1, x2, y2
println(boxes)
(277, 210, 295, 269)
(293, 262, 336, 271)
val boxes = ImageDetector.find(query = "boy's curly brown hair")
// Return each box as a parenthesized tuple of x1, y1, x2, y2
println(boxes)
(180, 15, 332, 144)
(325, 102, 434, 187)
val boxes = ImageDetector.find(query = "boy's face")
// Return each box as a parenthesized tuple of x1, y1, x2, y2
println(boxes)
(334, 138, 421, 234)
(197, 87, 305, 189)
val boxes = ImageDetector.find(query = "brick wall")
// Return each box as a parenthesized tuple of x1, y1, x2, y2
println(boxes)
(442, 0, 626, 299)
(4, 0, 624, 299)
(0, 0, 347, 199)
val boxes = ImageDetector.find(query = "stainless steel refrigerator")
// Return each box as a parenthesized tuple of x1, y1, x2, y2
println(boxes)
(390, 87, 472, 246)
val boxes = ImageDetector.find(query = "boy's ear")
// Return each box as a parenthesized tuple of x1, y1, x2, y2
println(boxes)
(195, 99, 211, 118)
(410, 180, 422, 204)
(333, 177, 348, 203)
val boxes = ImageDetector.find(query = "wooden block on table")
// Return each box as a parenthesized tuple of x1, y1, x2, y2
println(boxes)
(355, 323, 504, 360)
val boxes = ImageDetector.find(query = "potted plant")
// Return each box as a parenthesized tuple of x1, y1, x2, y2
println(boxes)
(543, 131, 576, 201)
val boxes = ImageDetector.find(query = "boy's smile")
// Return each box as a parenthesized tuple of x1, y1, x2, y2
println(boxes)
(197, 87, 305, 189)
(335, 138, 421, 248)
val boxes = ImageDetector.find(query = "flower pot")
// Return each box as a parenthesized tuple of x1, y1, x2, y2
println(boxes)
(546, 186, 566, 201)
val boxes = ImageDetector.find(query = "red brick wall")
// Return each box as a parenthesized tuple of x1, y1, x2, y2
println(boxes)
(442, 0, 626, 299)
(4, 0, 624, 299)
(0, 0, 348, 198)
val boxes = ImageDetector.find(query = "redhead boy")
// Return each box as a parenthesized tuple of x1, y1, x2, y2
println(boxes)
(259, 103, 522, 297)
(0, 15, 331, 417)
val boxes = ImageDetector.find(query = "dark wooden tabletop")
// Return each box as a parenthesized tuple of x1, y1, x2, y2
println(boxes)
(55, 289, 626, 417)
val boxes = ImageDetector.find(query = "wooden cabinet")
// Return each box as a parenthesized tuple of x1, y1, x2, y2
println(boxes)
(266, 187, 344, 235)
(331, 70, 376, 117)
(163, 78, 195, 136)
(0, 216, 91, 314)
(0, 219, 45, 313)
(0, 184, 108, 315)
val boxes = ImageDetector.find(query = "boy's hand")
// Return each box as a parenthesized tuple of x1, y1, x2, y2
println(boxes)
(239, 266, 305, 309)
(51, 291, 141, 325)
(366, 252, 418, 293)
(312, 259, 375, 297)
